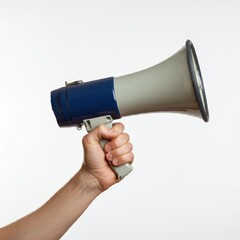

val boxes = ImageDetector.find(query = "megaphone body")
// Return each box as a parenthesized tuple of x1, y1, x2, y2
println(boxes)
(51, 40, 209, 178)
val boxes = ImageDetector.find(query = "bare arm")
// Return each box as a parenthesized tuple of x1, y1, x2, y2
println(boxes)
(0, 123, 134, 240)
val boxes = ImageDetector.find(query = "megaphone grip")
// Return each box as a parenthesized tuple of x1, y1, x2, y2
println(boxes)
(83, 115, 133, 179)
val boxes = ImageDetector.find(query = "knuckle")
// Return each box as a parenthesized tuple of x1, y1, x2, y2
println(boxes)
(123, 132, 130, 140)
(120, 152, 134, 164)
(130, 152, 134, 161)
(128, 142, 133, 151)
(82, 135, 89, 145)
(110, 138, 121, 149)
(114, 122, 125, 131)
(116, 133, 130, 146)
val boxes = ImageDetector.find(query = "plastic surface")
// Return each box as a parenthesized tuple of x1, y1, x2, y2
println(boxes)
(51, 77, 121, 127)
(186, 40, 209, 122)
(51, 87, 73, 127)
(51, 40, 209, 128)
(114, 40, 209, 121)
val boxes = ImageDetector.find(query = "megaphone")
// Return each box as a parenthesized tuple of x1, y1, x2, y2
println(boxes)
(51, 40, 209, 178)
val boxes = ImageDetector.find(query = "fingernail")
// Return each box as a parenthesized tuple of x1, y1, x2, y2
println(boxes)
(113, 159, 119, 165)
(108, 153, 113, 161)
(106, 144, 111, 152)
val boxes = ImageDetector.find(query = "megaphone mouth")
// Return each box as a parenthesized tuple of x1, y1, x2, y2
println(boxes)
(186, 40, 209, 122)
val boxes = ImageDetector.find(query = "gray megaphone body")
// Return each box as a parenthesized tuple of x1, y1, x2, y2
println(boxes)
(51, 40, 209, 179)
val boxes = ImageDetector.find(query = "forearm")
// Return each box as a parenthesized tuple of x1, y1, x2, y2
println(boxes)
(0, 123, 133, 240)
(0, 169, 102, 240)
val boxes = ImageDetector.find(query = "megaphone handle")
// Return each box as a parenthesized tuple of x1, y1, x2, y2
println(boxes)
(83, 115, 133, 179)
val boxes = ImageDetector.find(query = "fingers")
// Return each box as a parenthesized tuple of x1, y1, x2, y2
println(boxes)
(99, 122, 125, 141)
(82, 122, 134, 167)
(105, 132, 134, 166)
(106, 145, 134, 166)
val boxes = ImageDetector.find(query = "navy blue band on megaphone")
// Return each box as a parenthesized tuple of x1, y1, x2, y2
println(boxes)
(51, 77, 121, 127)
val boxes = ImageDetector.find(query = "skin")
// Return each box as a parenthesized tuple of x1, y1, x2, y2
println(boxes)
(0, 123, 134, 240)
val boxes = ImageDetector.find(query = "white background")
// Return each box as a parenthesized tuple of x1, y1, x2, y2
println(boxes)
(0, 0, 240, 239)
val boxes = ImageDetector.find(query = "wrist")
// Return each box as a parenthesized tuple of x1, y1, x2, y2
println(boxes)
(73, 168, 104, 197)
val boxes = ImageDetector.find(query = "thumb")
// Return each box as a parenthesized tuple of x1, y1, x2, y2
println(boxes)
(82, 123, 124, 148)
(99, 122, 124, 142)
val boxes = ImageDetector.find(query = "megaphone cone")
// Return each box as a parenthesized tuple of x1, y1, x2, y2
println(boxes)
(114, 40, 209, 122)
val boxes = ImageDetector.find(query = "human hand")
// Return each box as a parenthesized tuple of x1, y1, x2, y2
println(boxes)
(80, 123, 134, 193)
